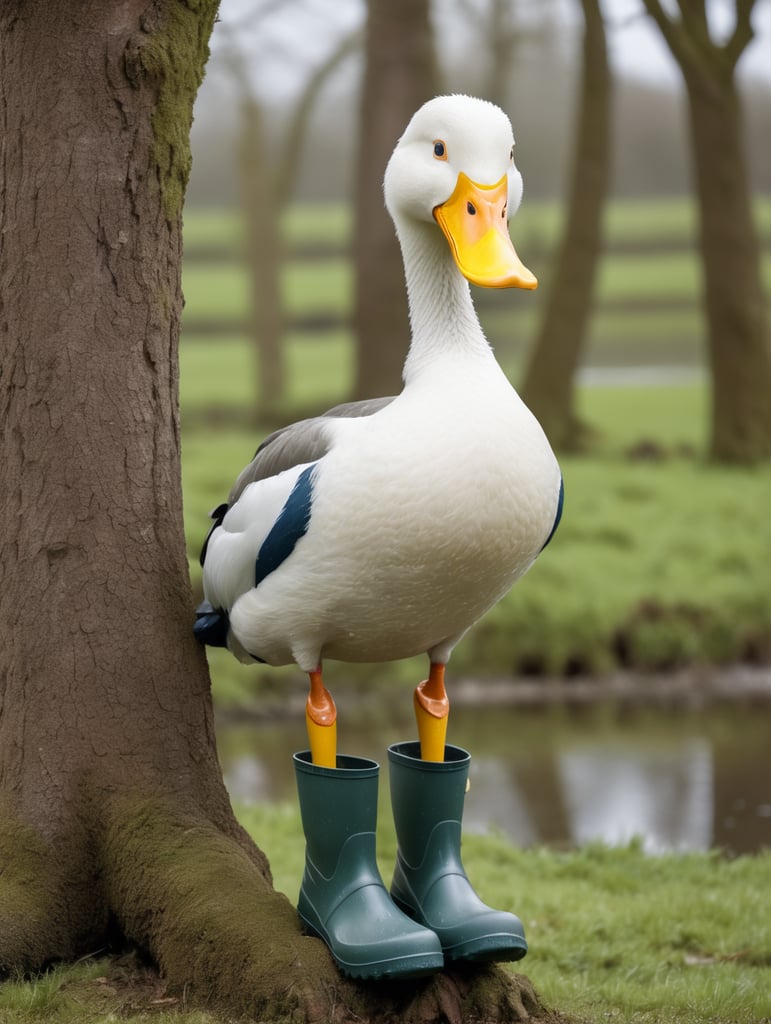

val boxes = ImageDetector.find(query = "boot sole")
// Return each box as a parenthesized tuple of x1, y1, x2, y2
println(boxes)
(444, 933, 528, 964)
(391, 892, 528, 966)
(299, 914, 444, 981)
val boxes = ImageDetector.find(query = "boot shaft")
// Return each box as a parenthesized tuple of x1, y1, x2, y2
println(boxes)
(387, 741, 527, 964)
(293, 751, 380, 877)
(388, 741, 470, 866)
(292, 749, 445, 979)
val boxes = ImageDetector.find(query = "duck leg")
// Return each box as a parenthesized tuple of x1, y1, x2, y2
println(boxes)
(413, 662, 449, 762)
(306, 667, 337, 767)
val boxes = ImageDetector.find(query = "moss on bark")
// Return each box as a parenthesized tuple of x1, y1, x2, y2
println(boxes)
(124, 0, 219, 222)
(94, 793, 553, 1023)
(0, 802, 100, 972)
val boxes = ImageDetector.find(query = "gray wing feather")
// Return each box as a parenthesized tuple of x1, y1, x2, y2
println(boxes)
(228, 396, 396, 504)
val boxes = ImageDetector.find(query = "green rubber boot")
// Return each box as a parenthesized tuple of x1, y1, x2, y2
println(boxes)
(388, 741, 528, 964)
(293, 751, 444, 980)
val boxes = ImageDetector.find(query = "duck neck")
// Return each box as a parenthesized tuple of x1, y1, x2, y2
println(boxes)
(396, 220, 492, 385)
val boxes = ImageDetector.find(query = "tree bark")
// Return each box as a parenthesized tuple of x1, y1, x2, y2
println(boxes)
(0, 0, 263, 970)
(641, 0, 771, 463)
(682, 61, 771, 462)
(350, 0, 436, 400)
(519, 0, 610, 451)
(0, 3, 551, 1020)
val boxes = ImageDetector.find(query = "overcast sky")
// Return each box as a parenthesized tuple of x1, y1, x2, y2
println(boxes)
(212, 0, 771, 101)
(605, 0, 771, 86)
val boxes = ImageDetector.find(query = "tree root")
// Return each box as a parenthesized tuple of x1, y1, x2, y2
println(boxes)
(99, 795, 557, 1022)
(0, 805, 105, 973)
(1, 795, 557, 1022)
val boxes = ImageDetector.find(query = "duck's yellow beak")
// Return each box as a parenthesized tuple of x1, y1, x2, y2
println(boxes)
(433, 172, 537, 290)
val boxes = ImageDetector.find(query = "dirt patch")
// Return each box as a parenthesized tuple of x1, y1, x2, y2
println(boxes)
(60, 952, 184, 1018)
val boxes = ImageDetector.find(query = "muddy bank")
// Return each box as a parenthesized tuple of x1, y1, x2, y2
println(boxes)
(214, 665, 771, 724)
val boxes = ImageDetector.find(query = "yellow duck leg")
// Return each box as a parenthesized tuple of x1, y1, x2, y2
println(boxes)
(306, 667, 337, 767)
(414, 662, 449, 762)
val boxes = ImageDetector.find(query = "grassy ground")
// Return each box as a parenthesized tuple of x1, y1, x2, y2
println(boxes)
(4, 199, 769, 1023)
(242, 805, 771, 1024)
(180, 351, 771, 706)
(180, 196, 771, 374)
(182, 197, 771, 253)
(2, 824, 769, 1024)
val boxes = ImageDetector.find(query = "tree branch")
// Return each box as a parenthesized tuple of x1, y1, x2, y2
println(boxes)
(723, 0, 756, 70)
(641, 0, 715, 72)
(640, 0, 688, 61)
(276, 26, 363, 207)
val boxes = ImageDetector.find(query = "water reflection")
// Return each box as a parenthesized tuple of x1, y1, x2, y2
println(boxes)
(557, 740, 713, 852)
(217, 701, 771, 855)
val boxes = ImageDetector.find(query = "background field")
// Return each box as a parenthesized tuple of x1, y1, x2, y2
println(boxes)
(181, 197, 771, 373)
(179, 197, 771, 708)
(3, 203, 770, 1024)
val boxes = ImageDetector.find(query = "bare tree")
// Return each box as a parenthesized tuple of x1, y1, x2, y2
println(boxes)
(218, 9, 361, 417)
(0, 3, 546, 1019)
(351, 0, 437, 400)
(520, 0, 611, 450)
(237, 92, 287, 415)
(642, 0, 771, 463)
(450, 0, 557, 107)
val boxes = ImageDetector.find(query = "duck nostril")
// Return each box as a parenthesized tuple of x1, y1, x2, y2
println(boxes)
(467, 202, 476, 216)
(501, 203, 507, 219)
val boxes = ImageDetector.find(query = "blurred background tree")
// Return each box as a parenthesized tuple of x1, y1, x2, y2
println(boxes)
(183, 0, 771, 461)
(520, 0, 611, 450)
(214, 2, 361, 416)
(179, 1, 770, 948)
(351, 0, 437, 399)
(641, 0, 771, 463)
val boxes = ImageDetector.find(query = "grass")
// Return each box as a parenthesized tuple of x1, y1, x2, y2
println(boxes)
(0, 956, 220, 1022)
(461, 455, 770, 677)
(238, 805, 771, 1024)
(179, 345, 771, 703)
(5, 197, 769, 1022)
(181, 196, 771, 256)
(179, 333, 352, 414)
(180, 196, 771, 382)
(3, 821, 769, 1024)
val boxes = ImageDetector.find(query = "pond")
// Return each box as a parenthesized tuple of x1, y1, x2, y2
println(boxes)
(216, 677, 771, 856)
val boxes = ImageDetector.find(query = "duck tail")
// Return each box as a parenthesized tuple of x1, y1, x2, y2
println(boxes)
(193, 600, 230, 648)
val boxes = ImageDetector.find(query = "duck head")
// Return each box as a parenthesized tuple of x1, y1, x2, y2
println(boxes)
(384, 94, 537, 291)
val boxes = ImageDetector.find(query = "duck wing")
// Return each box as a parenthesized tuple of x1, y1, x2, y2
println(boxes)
(194, 395, 395, 652)
(198, 396, 396, 568)
(228, 396, 396, 503)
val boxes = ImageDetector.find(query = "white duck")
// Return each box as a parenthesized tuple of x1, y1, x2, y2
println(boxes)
(195, 95, 563, 768)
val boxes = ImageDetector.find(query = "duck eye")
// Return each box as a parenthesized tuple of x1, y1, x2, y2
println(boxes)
(433, 140, 447, 160)
(467, 201, 476, 216)
(510, 145, 515, 161)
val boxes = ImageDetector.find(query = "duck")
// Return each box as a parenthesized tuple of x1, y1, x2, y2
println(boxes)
(194, 94, 564, 770)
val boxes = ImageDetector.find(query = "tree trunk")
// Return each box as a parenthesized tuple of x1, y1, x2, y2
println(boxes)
(640, 0, 771, 463)
(350, 0, 436, 400)
(0, 4, 550, 1020)
(519, 0, 610, 451)
(238, 96, 286, 417)
(682, 63, 771, 462)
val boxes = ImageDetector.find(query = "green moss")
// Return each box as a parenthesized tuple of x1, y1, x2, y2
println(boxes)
(100, 794, 339, 1018)
(126, 1, 220, 223)
(0, 804, 76, 972)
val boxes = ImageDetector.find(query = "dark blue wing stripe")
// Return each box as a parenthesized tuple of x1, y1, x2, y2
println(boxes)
(540, 475, 564, 552)
(199, 502, 229, 567)
(254, 464, 317, 587)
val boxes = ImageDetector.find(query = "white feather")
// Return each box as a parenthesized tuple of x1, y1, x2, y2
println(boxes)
(200, 95, 562, 675)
